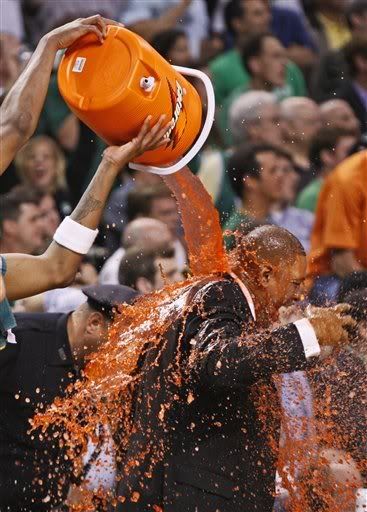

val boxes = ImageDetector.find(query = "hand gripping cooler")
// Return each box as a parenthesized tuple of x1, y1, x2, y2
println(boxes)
(57, 26, 215, 175)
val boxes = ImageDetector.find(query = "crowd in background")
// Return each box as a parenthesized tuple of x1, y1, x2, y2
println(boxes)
(0, 1, 366, 511)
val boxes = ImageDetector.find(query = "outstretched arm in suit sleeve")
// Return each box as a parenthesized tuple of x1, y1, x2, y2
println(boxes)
(185, 280, 318, 389)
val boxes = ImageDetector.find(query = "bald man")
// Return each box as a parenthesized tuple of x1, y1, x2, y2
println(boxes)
(113, 225, 354, 512)
(320, 99, 361, 135)
(280, 97, 322, 171)
(99, 218, 173, 285)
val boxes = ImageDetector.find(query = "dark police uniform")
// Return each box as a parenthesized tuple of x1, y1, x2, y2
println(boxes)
(0, 312, 77, 511)
(0, 285, 139, 512)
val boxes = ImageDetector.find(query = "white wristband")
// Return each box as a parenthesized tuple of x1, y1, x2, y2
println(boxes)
(53, 216, 98, 255)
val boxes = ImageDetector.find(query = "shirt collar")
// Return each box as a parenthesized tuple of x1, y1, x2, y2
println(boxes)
(229, 272, 256, 321)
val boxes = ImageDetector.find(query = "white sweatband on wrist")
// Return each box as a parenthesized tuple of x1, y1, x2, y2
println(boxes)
(53, 216, 98, 255)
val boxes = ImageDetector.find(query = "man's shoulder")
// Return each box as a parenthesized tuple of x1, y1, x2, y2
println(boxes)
(190, 276, 249, 312)
(329, 151, 367, 186)
(209, 48, 240, 73)
(13, 312, 65, 334)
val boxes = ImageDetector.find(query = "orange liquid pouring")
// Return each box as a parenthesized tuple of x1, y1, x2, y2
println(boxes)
(32, 167, 365, 512)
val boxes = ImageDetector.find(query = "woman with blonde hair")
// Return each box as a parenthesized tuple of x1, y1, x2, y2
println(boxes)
(15, 135, 72, 217)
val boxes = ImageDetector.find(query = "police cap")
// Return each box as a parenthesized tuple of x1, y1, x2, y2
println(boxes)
(82, 284, 139, 318)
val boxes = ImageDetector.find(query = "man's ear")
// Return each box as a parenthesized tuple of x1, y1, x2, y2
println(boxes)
(244, 175, 259, 194)
(85, 311, 105, 335)
(259, 264, 273, 288)
(136, 277, 154, 294)
(320, 148, 336, 168)
(2, 219, 17, 237)
(247, 56, 260, 76)
(231, 17, 243, 36)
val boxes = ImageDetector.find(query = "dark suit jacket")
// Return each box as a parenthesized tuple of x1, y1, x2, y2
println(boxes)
(113, 277, 310, 512)
(337, 81, 367, 134)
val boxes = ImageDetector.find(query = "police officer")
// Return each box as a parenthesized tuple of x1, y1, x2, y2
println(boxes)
(0, 284, 138, 511)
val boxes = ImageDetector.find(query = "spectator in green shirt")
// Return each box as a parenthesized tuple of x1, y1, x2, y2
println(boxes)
(208, 1, 306, 147)
(297, 127, 358, 212)
(209, 0, 307, 106)
(223, 144, 285, 248)
(215, 32, 306, 146)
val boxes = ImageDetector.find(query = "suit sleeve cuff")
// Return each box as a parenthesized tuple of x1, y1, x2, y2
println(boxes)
(293, 318, 320, 359)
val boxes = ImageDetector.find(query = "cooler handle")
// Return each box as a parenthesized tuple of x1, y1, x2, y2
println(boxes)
(128, 65, 215, 176)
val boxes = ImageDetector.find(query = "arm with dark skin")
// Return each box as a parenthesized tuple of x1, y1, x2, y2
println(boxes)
(4, 115, 172, 301)
(0, 15, 121, 174)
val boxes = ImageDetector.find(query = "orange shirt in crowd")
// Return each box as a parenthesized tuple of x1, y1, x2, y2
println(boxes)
(308, 150, 367, 277)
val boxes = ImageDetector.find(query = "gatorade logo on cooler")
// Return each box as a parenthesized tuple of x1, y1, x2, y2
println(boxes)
(166, 79, 187, 150)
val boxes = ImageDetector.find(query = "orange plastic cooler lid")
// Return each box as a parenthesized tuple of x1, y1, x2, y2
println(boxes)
(58, 27, 150, 111)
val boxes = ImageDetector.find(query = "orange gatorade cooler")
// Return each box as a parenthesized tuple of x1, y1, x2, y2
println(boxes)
(58, 26, 215, 175)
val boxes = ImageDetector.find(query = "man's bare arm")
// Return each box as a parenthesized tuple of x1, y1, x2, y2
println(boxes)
(0, 15, 121, 174)
(4, 115, 172, 301)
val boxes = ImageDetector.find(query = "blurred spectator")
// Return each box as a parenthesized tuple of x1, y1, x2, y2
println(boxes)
(0, 33, 22, 100)
(102, 170, 161, 254)
(271, 151, 314, 253)
(126, 184, 187, 271)
(0, 0, 24, 41)
(308, 0, 351, 53)
(308, 150, 367, 305)
(0, 186, 44, 255)
(224, 144, 278, 239)
(270, 2, 317, 70)
(118, 246, 183, 292)
(219, 32, 303, 146)
(297, 127, 358, 212)
(229, 91, 282, 147)
(197, 91, 280, 225)
(215, 0, 316, 68)
(122, 0, 209, 59)
(99, 218, 173, 285)
(224, 144, 314, 251)
(22, 0, 121, 47)
(311, 0, 367, 101)
(151, 28, 193, 67)
(309, 288, 367, 483)
(320, 99, 361, 135)
(299, 449, 363, 512)
(21, 260, 99, 314)
(336, 34, 367, 134)
(280, 97, 322, 176)
(14, 135, 72, 218)
(338, 270, 367, 301)
(224, 144, 314, 249)
(200, 89, 280, 218)
(209, 3, 306, 109)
